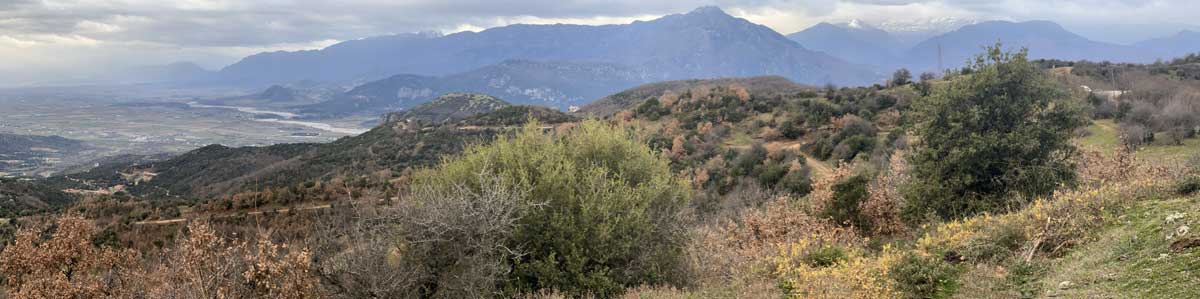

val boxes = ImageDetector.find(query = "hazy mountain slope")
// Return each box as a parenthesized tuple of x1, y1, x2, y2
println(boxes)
(218, 7, 879, 87)
(202, 83, 344, 108)
(0, 133, 88, 177)
(0, 133, 85, 155)
(577, 76, 813, 117)
(0, 178, 74, 217)
(386, 93, 511, 124)
(1136, 30, 1200, 61)
(788, 21, 905, 68)
(906, 20, 1146, 72)
(301, 60, 647, 115)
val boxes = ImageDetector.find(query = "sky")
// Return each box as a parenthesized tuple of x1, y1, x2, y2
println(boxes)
(2, 0, 1199, 85)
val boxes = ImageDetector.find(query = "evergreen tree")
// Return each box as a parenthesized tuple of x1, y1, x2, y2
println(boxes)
(904, 44, 1086, 220)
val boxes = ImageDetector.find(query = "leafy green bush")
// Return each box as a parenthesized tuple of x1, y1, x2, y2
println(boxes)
(778, 167, 814, 196)
(803, 245, 848, 268)
(889, 253, 962, 299)
(820, 175, 872, 233)
(1176, 176, 1200, 196)
(413, 120, 691, 297)
(634, 97, 670, 121)
(758, 161, 789, 188)
(905, 44, 1086, 220)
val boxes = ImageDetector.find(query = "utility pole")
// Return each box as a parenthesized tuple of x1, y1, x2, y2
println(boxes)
(937, 43, 944, 76)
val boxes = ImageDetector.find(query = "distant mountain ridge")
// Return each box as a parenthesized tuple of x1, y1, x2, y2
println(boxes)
(1136, 30, 1200, 61)
(219, 6, 879, 88)
(790, 19, 1178, 74)
(787, 21, 906, 68)
(297, 60, 648, 115)
(905, 20, 1147, 72)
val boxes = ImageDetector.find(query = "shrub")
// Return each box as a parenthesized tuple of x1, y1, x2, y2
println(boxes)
(1177, 176, 1200, 196)
(832, 135, 876, 162)
(634, 97, 670, 121)
(0, 216, 140, 298)
(413, 120, 691, 297)
(778, 165, 814, 196)
(862, 152, 909, 236)
(906, 44, 1086, 220)
(772, 240, 899, 299)
(734, 143, 768, 177)
(892, 69, 913, 86)
(888, 253, 962, 299)
(820, 175, 872, 234)
(148, 222, 321, 299)
(758, 161, 789, 188)
(803, 245, 848, 268)
(319, 173, 534, 298)
(779, 117, 804, 139)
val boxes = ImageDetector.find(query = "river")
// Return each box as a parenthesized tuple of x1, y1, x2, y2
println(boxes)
(186, 102, 368, 135)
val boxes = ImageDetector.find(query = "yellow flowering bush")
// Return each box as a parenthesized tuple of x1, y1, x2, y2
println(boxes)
(770, 240, 901, 299)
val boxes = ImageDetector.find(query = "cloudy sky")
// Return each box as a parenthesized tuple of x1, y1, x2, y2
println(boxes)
(2, 0, 1199, 85)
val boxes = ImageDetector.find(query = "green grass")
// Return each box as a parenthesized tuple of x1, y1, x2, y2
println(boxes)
(1080, 119, 1200, 163)
(1035, 196, 1200, 299)
(727, 131, 754, 147)
(1137, 137, 1200, 163)
(1080, 119, 1121, 151)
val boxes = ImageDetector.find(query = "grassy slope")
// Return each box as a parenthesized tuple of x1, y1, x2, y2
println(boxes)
(1037, 196, 1200, 299)
(1024, 118, 1200, 298)
(1082, 119, 1200, 162)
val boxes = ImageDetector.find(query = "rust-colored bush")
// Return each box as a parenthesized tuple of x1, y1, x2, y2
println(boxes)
(861, 152, 910, 236)
(0, 215, 140, 299)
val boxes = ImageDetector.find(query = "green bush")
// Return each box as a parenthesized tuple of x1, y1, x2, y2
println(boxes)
(1176, 176, 1200, 196)
(634, 97, 669, 121)
(821, 175, 872, 233)
(889, 253, 963, 299)
(413, 120, 691, 297)
(758, 162, 789, 188)
(778, 167, 813, 196)
(803, 245, 848, 268)
(905, 44, 1086, 220)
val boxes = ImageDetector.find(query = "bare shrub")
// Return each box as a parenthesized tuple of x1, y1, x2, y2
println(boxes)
(0, 215, 140, 299)
(319, 171, 532, 299)
(1118, 122, 1152, 149)
(689, 198, 860, 289)
(145, 221, 321, 299)
(808, 161, 856, 215)
(861, 151, 910, 236)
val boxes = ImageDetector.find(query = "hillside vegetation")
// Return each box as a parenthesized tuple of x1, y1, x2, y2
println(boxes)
(2, 46, 1199, 299)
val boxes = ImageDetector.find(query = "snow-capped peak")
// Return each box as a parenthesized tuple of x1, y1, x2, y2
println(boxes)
(847, 19, 865, 29)
(876, 17, 982, 33)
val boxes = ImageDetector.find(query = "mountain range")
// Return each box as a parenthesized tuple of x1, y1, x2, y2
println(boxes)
(218, 7, 879, 88)
(787, 21, 907, 69)
(62, 6, 1200, 118)
(296, 59, 648, 115)
(790, 19, 1200, 74)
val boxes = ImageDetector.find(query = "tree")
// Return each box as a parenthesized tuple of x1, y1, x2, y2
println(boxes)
(917, 72, 936, 96)
(904, 44, 1086, 220)
(892, 68, 913, 86)
(412, 120, 691, 297)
